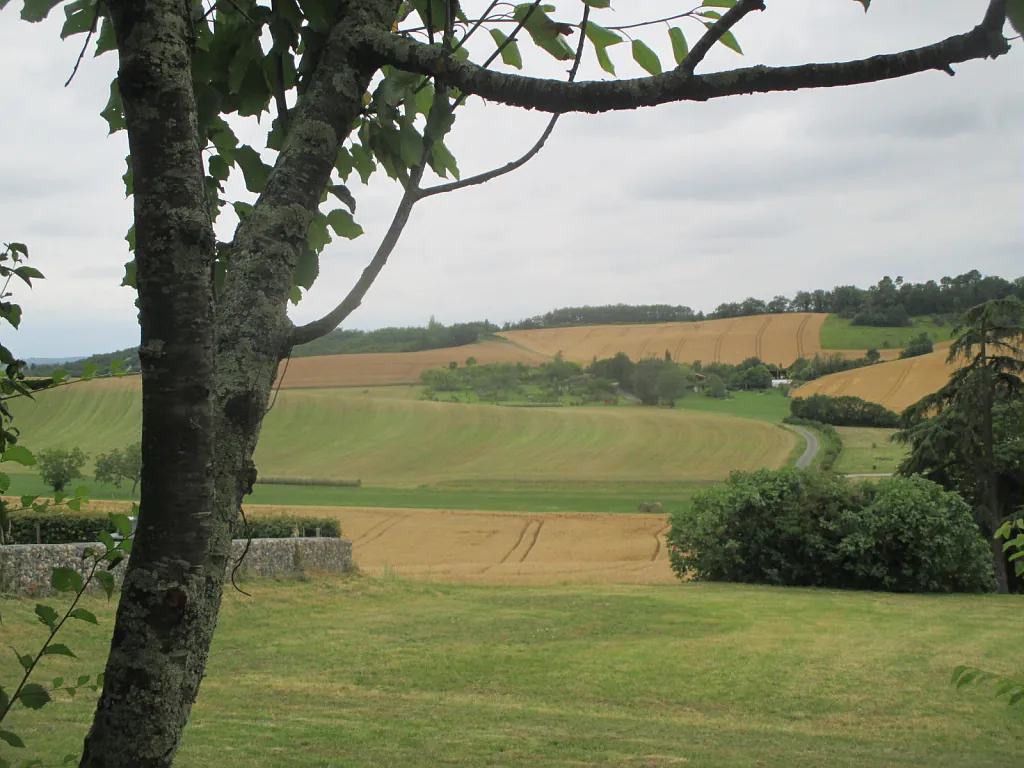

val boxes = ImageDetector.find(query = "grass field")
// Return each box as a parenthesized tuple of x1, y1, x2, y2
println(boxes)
(7, 380, 796, 486)
(500, 313, 827, 367)
(794, 345, 957, 412)
(833, 427, 909, 475)
(819, 315, 956, 351)
(2, 577, 1019, 767)
(672, 388, 791, 422)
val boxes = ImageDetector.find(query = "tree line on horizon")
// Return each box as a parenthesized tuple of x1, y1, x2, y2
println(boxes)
(26, 270, 1022, 376)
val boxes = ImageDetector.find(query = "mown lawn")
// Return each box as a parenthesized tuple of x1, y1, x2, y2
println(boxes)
(834, 427, 909, 475)
(820, 315, 955, 351)
(672, 388, 791, 423)
(2, 577, 1020, 767)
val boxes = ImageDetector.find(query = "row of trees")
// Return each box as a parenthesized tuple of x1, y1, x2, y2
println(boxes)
(33, 444, 143, 495)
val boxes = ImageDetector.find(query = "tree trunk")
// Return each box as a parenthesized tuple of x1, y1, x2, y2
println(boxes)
(80, 2, 399, 764)
(79, 0, 217, 763)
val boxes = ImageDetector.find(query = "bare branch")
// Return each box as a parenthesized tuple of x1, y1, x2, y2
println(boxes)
(678, 0, 765, 75)
(357, 2, 1010, 114)
(288, 163, 427, 347)
(416, 3, 591, 201)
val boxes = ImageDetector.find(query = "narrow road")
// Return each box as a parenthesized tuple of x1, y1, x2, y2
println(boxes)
(790, 425, 819, 469)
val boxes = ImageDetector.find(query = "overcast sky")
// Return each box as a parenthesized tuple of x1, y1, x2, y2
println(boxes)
(1, 0, 1021, 358)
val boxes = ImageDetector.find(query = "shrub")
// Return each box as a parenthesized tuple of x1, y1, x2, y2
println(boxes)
(790, 393, 900, 428)
(241, 515, 341, 539)
(898, 331, 934, 359)
(667, 469, 994, 593)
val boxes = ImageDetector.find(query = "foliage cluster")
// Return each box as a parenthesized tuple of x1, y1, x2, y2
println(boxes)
(504, 303, 701, 331)
(782, 417, 843, 471)
(667, 469, 995, 593)
(791, 393, 900, 428)
(897, 332, 935, 359)
(292, 318, 499, 357)
(788, 350, 880, 382)
(241, 516, 341, 539)
(94, 443, 143, 495)
(34, 448, 88, 494)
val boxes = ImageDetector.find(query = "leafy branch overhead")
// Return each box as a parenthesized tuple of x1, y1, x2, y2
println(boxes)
(16, 0, 1008, 328)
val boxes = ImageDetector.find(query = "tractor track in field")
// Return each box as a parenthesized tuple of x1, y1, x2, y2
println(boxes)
(755, 316, 772, 361)
(519, 520, 545, 562)
(713, 320, 739, 363)
(880, 358, 914, 405)
(651, 523, 671, 562)
(795, 315, 810, 359)
(354, 515, 407, 547)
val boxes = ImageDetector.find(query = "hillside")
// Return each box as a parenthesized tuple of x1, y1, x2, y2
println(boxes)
(793, 343, 957, 412)
(8, 380, 797, 486)
(499, 313, 827, 367)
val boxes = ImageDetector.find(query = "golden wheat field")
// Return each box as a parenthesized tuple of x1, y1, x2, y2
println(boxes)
(794, 343, 957, 412)
(276, 338, 551, 389)
(81, 501, 675, 585)
(498, 313, 827, 367)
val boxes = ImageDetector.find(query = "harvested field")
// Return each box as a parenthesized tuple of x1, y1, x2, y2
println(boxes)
(499, 313, 827, 366)
(275, 338, 551, 388)
(794, 343, 957, 412)
(253, 504, 674, 584)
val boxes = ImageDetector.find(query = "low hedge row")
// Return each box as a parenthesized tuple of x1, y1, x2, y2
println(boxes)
(5, 512, 340, 544)
(784, 416, 843, 471)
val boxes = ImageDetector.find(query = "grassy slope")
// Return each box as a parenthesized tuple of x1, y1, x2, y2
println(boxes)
(5, 380, 795, 488)
(3, 577, 1019, 767)
(671, 388, 792, 422)
(820, 315, 956, 350)
(833, 427, 909, 475)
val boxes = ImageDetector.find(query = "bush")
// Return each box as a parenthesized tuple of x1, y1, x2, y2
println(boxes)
(667, 469, 994, 593)
(6, 512, 340, 543)
(790, 393, 900, 428)
(898, 332, 934, 359)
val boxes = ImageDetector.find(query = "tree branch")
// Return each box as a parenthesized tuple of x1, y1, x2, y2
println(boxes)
(416, 2, 590, 200)
(288, 162, 427, 347)
(678, 0, 765, 75)
(358, 2, 1010, 114)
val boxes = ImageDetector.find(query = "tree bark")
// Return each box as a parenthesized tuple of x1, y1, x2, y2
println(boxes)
(81, 1, 400, 764)
(80, 0, 218, 764)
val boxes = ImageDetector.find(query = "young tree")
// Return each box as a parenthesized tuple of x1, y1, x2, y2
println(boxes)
(705, 373, 729, 399)
(656, 363, 694, 405)
(894, 297, 1024, 592)
(94, 442, 144, 495)
(35, 447, 88, 493)
(2, 0, 1017, 763)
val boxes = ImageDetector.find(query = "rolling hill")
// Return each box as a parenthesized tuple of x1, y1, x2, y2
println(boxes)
(7, 380, 797, 486)
(793, 343, 957, 412)
(499, 313, 828, 367)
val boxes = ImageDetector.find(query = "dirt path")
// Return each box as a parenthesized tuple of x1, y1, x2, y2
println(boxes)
(790, 425, 820, 469)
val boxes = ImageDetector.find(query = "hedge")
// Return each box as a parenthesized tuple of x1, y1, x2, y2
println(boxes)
(5, 512, 340, 544)
(790, 393, 900, 428)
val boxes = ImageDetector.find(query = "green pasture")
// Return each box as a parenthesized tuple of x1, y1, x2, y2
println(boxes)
(671, 387, 791, 422)
(6, 380, 796, 489)
(834, 427, 908, 475)
(2, 576, 1020, 767)
(820, 315, 956, 350)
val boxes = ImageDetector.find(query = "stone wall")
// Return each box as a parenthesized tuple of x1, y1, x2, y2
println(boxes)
(0, 537, 353, 597)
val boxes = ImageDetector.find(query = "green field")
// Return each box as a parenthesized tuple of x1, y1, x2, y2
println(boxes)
(834, 427, 909, 475)
(2, 576, 1019, 767)
(6, 380, 796, 488)
(820, 315, 956, 350)
(672, 388, 791, 422)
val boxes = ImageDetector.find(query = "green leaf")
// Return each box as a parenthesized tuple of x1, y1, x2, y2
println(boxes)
(60, 0, 95, 39)
(584, 22, 621, 75)
(52, 677, 64, 689)
(94, 15, 116, 54)
(100, 80, 126, 134)
(51, 567, 84, 594)
(98, 530, 116, 552)
(94, 570, 115, 599)
(20, 0, 62, 22)
(718, 29, 742, 55)
(16, 653, 33, 672)
(582, 0, 610, 6)
(34, 604, 59, 630)
(513, 4, 574, 61)
(350, 144, 375, 184)
(0, 686, 8, 712)
(110, 513, 133, 539)
(69, 608, 98, 625)
(631, 39, 662, 76)
(121, 260, 137, 288)
(325, 209, 363, 240)
(0, 730, 24, 749)
(1, 445, 35, 467)
(293, 247, 319, 291)
(488, 29, 523, 69)
(1008, 0, 1024, 36)
(16, 684, 50, 710)
(669, 27, 689, 65)
(119, 538, 133, 555)
(854, 0, 870, 10)
(702, 0, 736, 6)
(233, 145, 271, 194)
(327, 184, 356, 213)
(42, 644, 76, 658)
